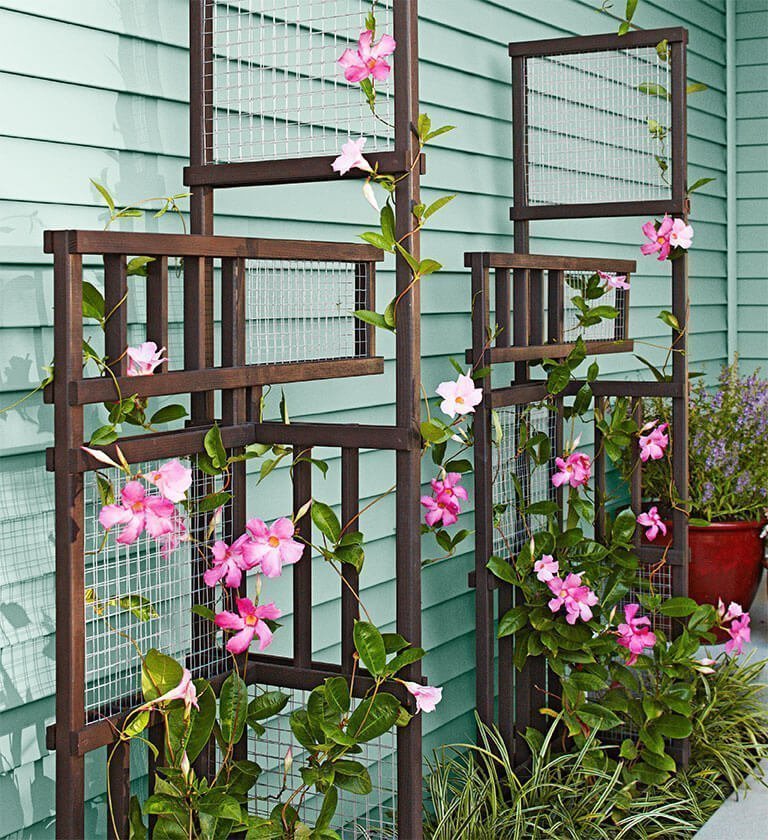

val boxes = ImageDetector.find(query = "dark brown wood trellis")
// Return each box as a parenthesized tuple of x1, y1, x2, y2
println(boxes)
(47, 2, 424, 838)
(469, 27, 690, 765)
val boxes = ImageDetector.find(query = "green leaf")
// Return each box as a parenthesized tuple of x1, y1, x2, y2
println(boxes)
(334, 762, 372, 795)
(353, 309, 393, 331)
(353, 621, 387, 676)
(526, 500, 559, 516)
(654, 713, 692, 739)
(358, 231, 392, 251)
(686, 82, 707, 95)
(324, 677, 351, 715)
(444, 458, 472, 474)
(568, 671, 607, 693)
(424, 125, 455, 142)
(124, 710, 150, 738)
(128, 796, 147, 840)
(659, 597, 698, 617)
(118, 595, 159, 622)
(642, 748, 677, 773)
(334, 542, 364, 572)
(347, 693, 400, 742)
(204, 424, 228, 469)
(383, 297, 397, 329)
(219, 673, 249, 745)
(168, 679, 216, 763)
(417, 113, 432, 141)
(625, 0, 638, 23)
(248, 690, 289, 722)
(638, 82, 670, 100)
(578, 702, 623, 731)
(143, 795, 188, 818)
(380, 204, 396, 245)
(82, 281, 105, 321)
(382, 633, 409, 654)
(279, 389, 290, 424)
(197, 491, 232, 513)
(639, 725, 666, 755)
(618, 20, 630, 35)
(227, 759, 262, 798)
(90, 424, 119, 446)
(395, 242, 420, 274)
(126, 256, 155, 277)
(316, 787, 338, 831)
(658, 310, 681, 331)
(191, 604, 216, 622)
(311, 501, 341, 543)
(198, 792, 242, 821)
(687, 177, 715, 195)
(498, 606, 529, 638)
(386, 647, 426, 675)
(619, 739, 638, 761)
(546, 364, 571, 395)
(487, 556, 516, 585)
(423, 194, 455, 220)
(150, 404, 188, 425)
(96, 474, 115, 507)
(634, 354, 668, 383)
(612, 508, 637, 545)
(141, 649, 183, 702)
(418, 258, 443, 275)
(91, 178, 115, 212)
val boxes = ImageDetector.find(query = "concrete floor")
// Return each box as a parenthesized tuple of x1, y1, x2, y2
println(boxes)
(694, 577, 768, 839)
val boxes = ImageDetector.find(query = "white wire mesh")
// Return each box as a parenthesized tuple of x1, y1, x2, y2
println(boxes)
(492, 405, 558, 559)
(247, 684, 397, 837)
(562, 271, 627, 342)
(205, 0, 395, 164)
(523, 46, 672, 206)
(83, 457, 230, 718)
(246, 259, 368, 364)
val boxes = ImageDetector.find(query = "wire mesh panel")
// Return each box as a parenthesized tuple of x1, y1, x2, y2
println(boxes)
(563, 270, 627, 342)
(246, 258, 370, 364)
(492, 405, 558, 559)
(248, 684, 397, 837)
(205, 0, 395, 164)
(523, 45, 672, 206)
(83, 458, 230, 718)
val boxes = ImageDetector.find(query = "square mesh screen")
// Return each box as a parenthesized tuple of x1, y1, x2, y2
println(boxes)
(246, 259, 369, 364)
(248, 684, 397, 837)
(492, 405, 558, 559)
(563, 271, 627, 342)
(523, 45, 672, 206)
(205, 0, 395, 164)
(83, 458, 231, 718)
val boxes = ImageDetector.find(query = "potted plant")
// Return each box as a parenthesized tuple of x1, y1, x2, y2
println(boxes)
(630, 361, 768, 612)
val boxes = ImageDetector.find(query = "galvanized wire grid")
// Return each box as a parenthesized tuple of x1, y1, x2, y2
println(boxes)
(246, 259, 368, 365)
(247, 684, 397, 837)
(563, 270, 626, 342)
(83, 458, 230, 718)
(492, 405, 558, 559)
(205, 0, 395, 164)
(524, 46, 672, 205)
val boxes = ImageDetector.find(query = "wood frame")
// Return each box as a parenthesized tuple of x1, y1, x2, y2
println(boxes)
(50, 3, 424, 837)
(471, 27, 690, 769)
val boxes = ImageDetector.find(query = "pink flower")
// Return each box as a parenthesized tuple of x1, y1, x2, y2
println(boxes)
(547, 573, 599, 624)
(144, 668, 199, 716)
(533, 554, 559, 582)
(551, 452, 591, 489)
(616, 603, 657, 666)
(245, 517, 304, 578)
(421, 492, 460, 527)
(435, 373, 483, 419)
(638, 423, 668, 462)
(717, 598, 744, 623)
(204, 535, 259, 589)
(637, 506, 666, 542)
(158, 512, 187, 559)
(598, 271, 630, 290)
(126, 341, 167, 376)
(431, 473, 469, 509)
(99, 480, 175, 545)
(338, 30, 396, 83)
(670, 218, 694, 250)
(145, 459, 192, 503)
(331, 137, 373, 176)
(725, 613, 750, 655)
(215, 597, 281, 654)
(641, 214, 674, 261)
(403, 681, 442, 713)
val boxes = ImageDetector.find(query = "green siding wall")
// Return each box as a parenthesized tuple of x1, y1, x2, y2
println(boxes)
(736, 0, 768, 372)
(0, 0, 756, 835)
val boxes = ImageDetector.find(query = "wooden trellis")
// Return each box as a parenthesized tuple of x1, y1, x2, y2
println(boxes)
(48, 2, 424, 838)
(469, 26, 690, 765)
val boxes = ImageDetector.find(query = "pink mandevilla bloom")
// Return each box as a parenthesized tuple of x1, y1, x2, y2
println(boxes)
(158, 512, 187, 559)
(640, 214, 674, 261)
(403, 681, 443, 713)
(204, 534, 259, 589)
(145, 668, 199, 716)
(725, 613, 751, 656)
(638, 422, 669, 462)
(431, 473, 469, 508)
(637, 506, 666, 542)
(215, 597, 282, 654)
(547, 573, 599, 624)
(245, 517, 304, 578)
(99, 480, 175, 545)
(331, 137, 373, 176)
(616, 603, 657, 666)
(126, 341, 167, 376)
(533, 554, 559, 582)
(717, 598, 743, 623)
(598, 271, 630, 290)
(145, 458, 192, 503)
(670, 218, 694, 250)
(551, 452, 591, 489)
(421, 492, 460, 527)
(436, 373, 482, 419)
(338, 29, 396, 83)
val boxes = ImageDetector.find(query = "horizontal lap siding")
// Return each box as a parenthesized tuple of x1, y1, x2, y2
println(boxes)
(735, 3, 768, 372)
(0, 0, 730, 834)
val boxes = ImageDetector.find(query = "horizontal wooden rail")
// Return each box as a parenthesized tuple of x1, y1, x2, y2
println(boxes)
(465, 339, 633, 365)
(508, 26, 687, 58)
(43, 230, 382, 262)
(510, 200, 686, 222)
(490, 378, 685, 408)
(464, 251, 637, 273)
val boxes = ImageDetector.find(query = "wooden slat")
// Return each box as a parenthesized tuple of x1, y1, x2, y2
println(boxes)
(511, 199, 685, 221)
(508, 26, 687, 57)
(341, 448, 360, 673)
(292, 451, 312, 669)
(464, 251, 637, 273)
(107, 739, 131, 840)
(146, 256, 169, 352)
(466, 339, 634, 364)
(103, 254, 128, 378)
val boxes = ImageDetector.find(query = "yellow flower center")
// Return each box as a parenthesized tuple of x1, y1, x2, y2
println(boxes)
(268, 536, 280, 548)
(456, 396, 465, 404)
(657, 236, 666, 244)
(132, 501, 144, 512)
(245, 614, 258, 627)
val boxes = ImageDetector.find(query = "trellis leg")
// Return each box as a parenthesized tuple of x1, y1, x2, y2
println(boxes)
(107, 740, 131, 840)
(292, 452, 312, 669)
(52, 233, 86, 839)
(341, 448, 360, 673)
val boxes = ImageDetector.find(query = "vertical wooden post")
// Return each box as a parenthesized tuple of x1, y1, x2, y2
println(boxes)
(104, 254, 128, 378)
(146, 255, 169, 351)
(107, 740, 132, 840)
(292, 452, 313, 669)
(340, 448, 360, 672)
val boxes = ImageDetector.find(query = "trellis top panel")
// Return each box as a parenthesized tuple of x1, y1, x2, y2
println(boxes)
(509, 27, 688, 220)
(186, 0, 415, 187)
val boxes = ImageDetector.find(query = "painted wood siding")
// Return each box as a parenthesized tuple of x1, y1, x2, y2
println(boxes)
(0, 0, 739, 835)
(736, 0, 768, 372)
